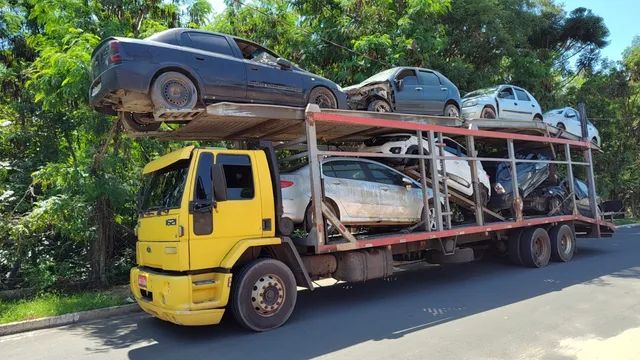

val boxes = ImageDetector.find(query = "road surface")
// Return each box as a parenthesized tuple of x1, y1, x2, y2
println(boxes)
(2, 227, 640, 359)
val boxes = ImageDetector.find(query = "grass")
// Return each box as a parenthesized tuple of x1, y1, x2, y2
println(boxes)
(0, 289, 129, 325)
(613, 217, 640, 226)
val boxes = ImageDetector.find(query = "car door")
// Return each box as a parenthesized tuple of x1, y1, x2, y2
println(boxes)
(418, 70, 448, 114)
(362, 161, 418, 221)
(496, 86, 519, 120)
(322, 160, 379, 221)
(513, 87, 535, 120)
(564, 108, 582, 136)
(394, 69, 426, 114)
(182, 32, 246, 101)
(442, 138, 473, 196)
(233, 39, 304, 106)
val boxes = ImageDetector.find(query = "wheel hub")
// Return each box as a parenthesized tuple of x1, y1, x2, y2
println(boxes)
(162, 80, 191, 108)
(251, 274, 285, 317)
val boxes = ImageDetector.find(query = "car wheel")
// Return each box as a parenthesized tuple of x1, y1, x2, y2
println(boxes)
(230, 258, 297, 332)
(304, 201, 339, 235)
(367, 99, 392, 112)
(549, 224, 575, 262)
(519, 227, 551, 268)
(120, 112, 161, 132)
(591, 137, 598, 145)
(557, 123, 566, 130)
(443, 103, 460, 117)
(480, 106, 496, 119)
(420, 205, 436, 231)
(308, 87, 337, 109)
(533, 114, 543, 121)
(150, 71, 198, 111)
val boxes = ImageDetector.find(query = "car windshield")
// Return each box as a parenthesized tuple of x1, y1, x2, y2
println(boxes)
(360, 68, 397, 84)
(463, 86, 499, 98)
(544, 109, 564, 115)
(364, 134, 411, 146)
(138, 160, 190, 213)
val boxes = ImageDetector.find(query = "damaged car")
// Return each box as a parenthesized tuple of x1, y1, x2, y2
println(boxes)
(343, 67, 461, 116)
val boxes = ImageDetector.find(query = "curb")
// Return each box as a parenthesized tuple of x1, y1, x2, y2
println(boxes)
(0, 303, 141, 337)
(617, 223, 640, 229)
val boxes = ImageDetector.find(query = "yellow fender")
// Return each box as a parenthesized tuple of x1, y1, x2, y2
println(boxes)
(220, 237, 282, 269)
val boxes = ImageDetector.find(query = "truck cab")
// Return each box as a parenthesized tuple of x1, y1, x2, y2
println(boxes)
(130, 145, 298, 329)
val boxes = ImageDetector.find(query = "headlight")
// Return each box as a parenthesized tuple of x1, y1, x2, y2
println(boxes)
(390, 147, 402, 154)
(462, 99, 478, 108)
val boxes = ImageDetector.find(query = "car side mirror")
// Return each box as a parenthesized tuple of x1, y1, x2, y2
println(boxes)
(497, 91, 508, 99)
(395, 79, 404, 91)
(212, 163, 228, 203)
(276, 58, 292, 70)
(402, 177, 413, 189)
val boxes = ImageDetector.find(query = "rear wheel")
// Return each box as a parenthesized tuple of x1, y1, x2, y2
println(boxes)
(230, 258, 297, 332)
(150, 71, 198, 111)
(519, 227, 551, 268)
(549, 224, 575, 262)
(443, 103, 460, 117)
(591, 137, 598, 145)
(304, 201, 339, 235)
(120, 112, 161, 132)
(368, 99, 392, 112)
(508, 229, 524, 265)
(533, 114, 543, 121)
(557, 123, 566, 130)
(308, 87, 337, 109)
(480, 106, 496, 119)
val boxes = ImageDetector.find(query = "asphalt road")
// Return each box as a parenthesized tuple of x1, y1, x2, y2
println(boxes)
(2, 227, 640, 360)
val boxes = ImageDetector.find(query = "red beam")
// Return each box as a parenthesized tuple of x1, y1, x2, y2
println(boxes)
(309, 112, 593, 149)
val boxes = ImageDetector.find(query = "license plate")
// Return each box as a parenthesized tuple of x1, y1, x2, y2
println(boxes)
(91, 82, 101, 96)
(138, 274, 148, 288)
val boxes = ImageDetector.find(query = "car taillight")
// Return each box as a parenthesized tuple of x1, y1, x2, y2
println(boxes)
(108, 41, 122, 65)
(280, 180, 295, 188)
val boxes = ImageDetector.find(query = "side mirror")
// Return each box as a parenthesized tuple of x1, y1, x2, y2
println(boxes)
(497, 91, 507, 99)
(212, 163, 228, 202)
(276, 58, 292, 70)
(402, 177, 413, 189)
(395, 79, 404, 91)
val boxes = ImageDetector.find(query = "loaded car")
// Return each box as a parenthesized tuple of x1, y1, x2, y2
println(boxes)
(487, 153, 553, 216)
(543, 107, 601, 146)
(343, 67, 461, 116)
(280, 157, 436, 231)
(90, 28, 347, 131)
(358, 133, 491, 204)
(461, 85, 543, 121)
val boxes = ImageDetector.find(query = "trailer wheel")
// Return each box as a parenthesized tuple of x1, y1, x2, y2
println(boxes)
(519, 227, 551, 268)
(549, 224, 575, 262)
(230, 258, 297, 332)
(508, 229, 524, 265)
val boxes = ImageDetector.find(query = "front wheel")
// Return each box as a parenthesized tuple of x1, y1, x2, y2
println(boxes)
(480, 106, 496, 119)
(533, 114, 543, 121)
(368, 99, 392, 112)
(230, 258, 297, 332)
(308, 87, 337, 109)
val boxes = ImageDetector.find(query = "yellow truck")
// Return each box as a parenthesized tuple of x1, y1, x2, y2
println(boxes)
(129, 104, 614, 332)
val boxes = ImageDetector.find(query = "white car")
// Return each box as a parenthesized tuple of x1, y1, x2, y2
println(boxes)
(461, 85, 543, 121)
(280, 158, 435, 230)
(543, 107, 601, 146)
(359, 133, 491, 202)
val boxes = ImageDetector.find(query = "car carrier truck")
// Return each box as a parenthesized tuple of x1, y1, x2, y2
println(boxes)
(128, 103, 614, 331)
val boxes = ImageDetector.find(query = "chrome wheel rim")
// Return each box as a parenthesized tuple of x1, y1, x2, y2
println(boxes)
(251, 274, 286, 317)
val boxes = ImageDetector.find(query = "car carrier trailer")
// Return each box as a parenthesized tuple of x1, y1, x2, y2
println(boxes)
(128, 103, 614, 331)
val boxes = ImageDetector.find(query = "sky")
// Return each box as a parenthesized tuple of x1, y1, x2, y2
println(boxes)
(207, 0, 639, 61)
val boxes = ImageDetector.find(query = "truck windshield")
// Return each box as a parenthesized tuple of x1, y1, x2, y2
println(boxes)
(138, 160, 190, 213)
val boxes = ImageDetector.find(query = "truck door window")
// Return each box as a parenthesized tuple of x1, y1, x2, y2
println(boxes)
(186, 33, 234, 57)
(217, 154, 255, 200)
(193, 152, 213, 235)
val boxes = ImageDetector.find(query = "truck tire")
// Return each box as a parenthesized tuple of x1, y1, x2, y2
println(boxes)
(508, 229, 524, 265)
(549, 224, 575, 262)
(150, 71, 198, 111)
(308, 86, 337, 109)
(368, 99, 392, 112)
(230, 258, 297, 332)
(519, 227, 551, 268)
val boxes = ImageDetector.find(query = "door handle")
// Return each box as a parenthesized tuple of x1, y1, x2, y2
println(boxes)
(531, 104, 535, 107)
(415, 87, 423, 91)
(250, 66, 259, 71)
(195, 56, 205, 61)
(331, 181, 341, 185)
(441, 87, 448, 91)
(380, 187, 389, 191)
(514, 102, 518, 106)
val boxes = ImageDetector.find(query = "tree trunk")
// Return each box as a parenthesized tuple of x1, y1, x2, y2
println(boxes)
(90, 196, 114, 287)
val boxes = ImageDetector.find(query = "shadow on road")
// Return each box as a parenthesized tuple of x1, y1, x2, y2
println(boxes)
(67, 228, 640, 359)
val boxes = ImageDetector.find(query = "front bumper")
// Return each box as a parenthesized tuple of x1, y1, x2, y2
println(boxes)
(130, 266, 232, 326)
(461, 104, 483, 120)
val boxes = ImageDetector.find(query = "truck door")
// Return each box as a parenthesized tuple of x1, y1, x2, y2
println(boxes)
(182, 32, 246, 101)
(233, 39, 304, 106)
(188, 151, 263, 270)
